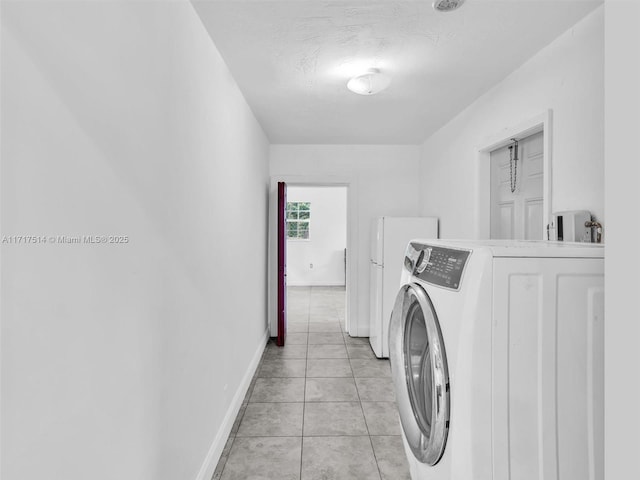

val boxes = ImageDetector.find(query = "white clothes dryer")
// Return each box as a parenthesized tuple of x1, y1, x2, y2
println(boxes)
(389, 240, 604, 480)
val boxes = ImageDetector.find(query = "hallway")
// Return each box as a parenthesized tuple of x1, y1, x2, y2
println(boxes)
(213, 286, 410, 480)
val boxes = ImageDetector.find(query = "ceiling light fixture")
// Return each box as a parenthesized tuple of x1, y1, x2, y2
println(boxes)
(347, 68, 391, 96)
(433, 0, 466, 13)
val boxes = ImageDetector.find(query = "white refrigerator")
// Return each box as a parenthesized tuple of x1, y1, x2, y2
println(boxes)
(369, 216, 439, 358)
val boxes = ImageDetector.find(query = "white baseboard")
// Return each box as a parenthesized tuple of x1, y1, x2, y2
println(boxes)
(194, 328, 269, 480)
(287, 282, 346, 287)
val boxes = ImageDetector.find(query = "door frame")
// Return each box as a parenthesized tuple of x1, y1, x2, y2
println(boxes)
(268, 175, 357, 336)
(276, 182, 287, 346)
(476, 109, 553, 240)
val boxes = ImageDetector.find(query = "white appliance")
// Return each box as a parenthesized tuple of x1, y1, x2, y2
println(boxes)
(369, 217, 438, 358)
(549, 210, 593, 242)
(389, 239, 604, 480)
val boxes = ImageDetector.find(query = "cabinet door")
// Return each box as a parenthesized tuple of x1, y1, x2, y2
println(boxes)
(492, 258, 604, 480)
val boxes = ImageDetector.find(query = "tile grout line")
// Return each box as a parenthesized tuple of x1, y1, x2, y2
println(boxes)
(299, 287, 311, 480)
(349, 330, 384, 480)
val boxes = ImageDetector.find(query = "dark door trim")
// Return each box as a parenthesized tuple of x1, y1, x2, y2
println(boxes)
(277, 181, 287, 346)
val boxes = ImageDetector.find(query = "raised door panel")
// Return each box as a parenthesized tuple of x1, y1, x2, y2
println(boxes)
(499, 202, 515, 239)
(525, 198, 544, 240)
(556, 279, 604, 480)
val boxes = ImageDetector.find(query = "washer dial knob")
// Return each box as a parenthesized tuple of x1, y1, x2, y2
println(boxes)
(415, 248, 432, 274)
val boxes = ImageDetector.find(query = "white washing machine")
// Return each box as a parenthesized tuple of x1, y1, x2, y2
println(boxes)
(389, 240, 604, 480)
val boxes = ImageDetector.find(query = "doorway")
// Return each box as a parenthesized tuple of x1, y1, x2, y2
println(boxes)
(268, 178, 355, 341)
(476, 110, 552, 240)
(490, 131, 544, 240)
(286, 186, 348, 334)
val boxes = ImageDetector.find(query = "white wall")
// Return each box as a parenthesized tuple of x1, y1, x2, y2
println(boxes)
(287, 186, 347, 286)
(1, 2, 269, 480)
(269, 145, 422, 336)
(604, 1, 640, 479)
(419, 6, 604, 239)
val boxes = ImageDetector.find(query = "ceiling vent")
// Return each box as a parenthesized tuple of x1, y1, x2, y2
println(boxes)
(433, 0, 466, 13)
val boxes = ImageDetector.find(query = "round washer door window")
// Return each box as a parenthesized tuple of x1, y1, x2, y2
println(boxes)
(389, 283, 450, 465)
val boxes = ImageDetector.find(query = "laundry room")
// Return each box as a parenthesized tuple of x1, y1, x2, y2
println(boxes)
(1, 1, 637, 480)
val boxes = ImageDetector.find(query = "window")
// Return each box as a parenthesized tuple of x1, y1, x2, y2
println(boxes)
(286, 202, 310, 239)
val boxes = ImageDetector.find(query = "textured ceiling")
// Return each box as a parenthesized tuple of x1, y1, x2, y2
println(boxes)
(193, 0, 601, 144)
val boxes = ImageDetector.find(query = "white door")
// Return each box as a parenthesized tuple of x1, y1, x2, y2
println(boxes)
(490, 131, 544, 240)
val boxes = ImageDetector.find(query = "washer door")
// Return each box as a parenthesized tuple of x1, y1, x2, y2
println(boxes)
(389, 283, 450, 465)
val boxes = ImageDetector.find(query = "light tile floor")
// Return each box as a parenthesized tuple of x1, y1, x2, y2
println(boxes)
(213, 286, 411, 480)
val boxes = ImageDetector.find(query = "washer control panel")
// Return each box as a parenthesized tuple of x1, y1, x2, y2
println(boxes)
(408, 243, 470, 290)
